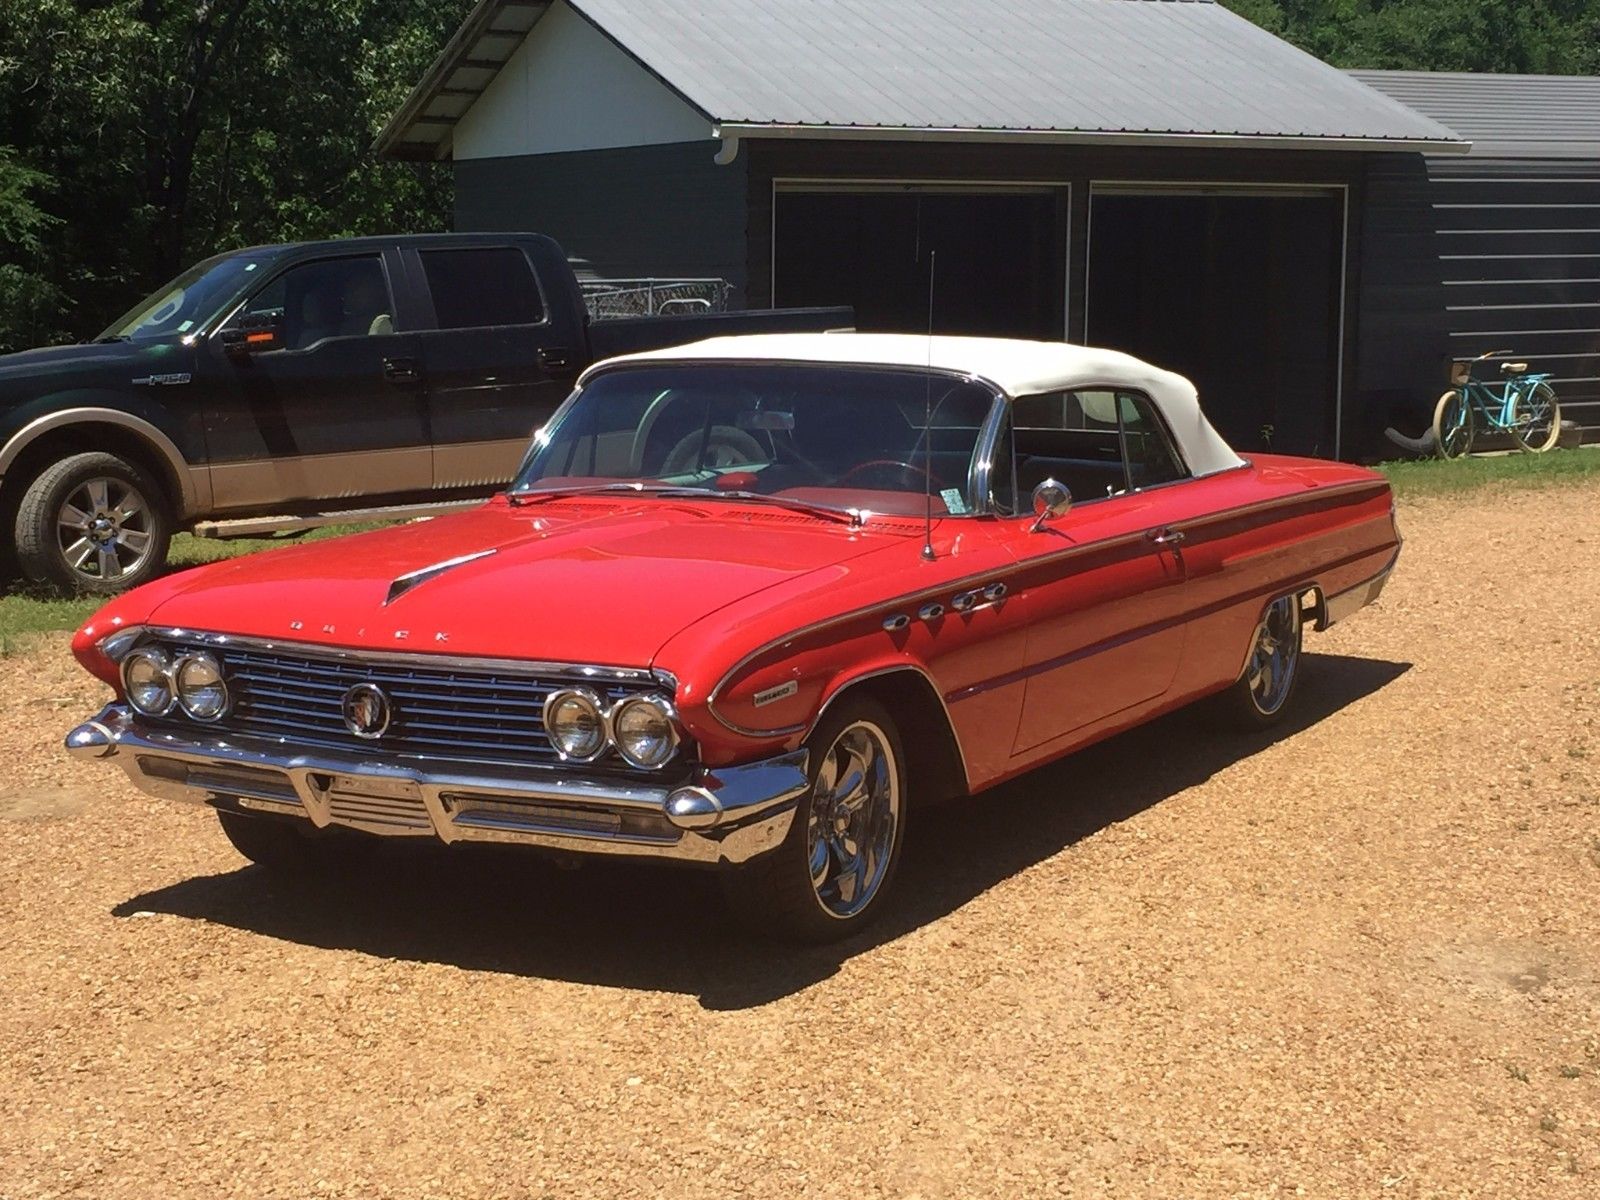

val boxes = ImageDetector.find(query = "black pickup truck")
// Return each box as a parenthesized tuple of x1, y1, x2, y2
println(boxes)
(0, 233, 847, 592)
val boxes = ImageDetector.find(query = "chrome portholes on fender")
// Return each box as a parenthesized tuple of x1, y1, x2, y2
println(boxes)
(804, 719, 901, 920)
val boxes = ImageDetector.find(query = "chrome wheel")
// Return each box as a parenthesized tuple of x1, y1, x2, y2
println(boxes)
(56, 476, 156, 583)
(806, 719, 901, 920)
(1246, 596, 1302, 717)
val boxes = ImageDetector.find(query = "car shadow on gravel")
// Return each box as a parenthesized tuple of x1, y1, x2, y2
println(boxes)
(113, 652, 1409, 1010)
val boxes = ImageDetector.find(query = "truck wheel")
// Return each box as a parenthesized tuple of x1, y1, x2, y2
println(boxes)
(14, 451, 172, 593)
(720, 696, 907, 943)
(216, 809, 378, 874)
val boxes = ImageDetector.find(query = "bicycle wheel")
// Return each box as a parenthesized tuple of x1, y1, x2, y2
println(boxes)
(1432, 390, 1474, 460)
(1510, 381, 1561, 453)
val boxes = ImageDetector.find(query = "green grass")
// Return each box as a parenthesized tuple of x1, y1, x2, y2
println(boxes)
(1379, 446, 1600, 498)
(0, 522, 386, 653)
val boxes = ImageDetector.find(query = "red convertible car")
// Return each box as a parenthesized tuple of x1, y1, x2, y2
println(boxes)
(66, 334, 1399, 940)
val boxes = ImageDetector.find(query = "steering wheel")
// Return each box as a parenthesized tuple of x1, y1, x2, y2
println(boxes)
(835, 459, 947, 492)
(661, 425, 767, 477)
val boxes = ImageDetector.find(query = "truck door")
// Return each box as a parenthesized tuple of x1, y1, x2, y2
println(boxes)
(202, 248, 430, 511)
(403, 243, 579, 493)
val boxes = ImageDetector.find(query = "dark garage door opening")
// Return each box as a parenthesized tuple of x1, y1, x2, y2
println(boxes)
(1087, 189, 1345, 457)
(773, 188, 1065, 339)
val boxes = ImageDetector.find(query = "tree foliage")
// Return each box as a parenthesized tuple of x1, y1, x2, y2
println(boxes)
(1220, 1, 1600, 73)
(0, 0, 469, 351)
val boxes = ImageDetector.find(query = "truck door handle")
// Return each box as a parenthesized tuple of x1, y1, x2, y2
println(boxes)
(1148, 528, 1186, 548)
(383, 357, 420, 384)
(539, 346, 576, 376)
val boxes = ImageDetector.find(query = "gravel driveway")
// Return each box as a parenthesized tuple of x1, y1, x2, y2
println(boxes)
(2, 482, 1597, 1198)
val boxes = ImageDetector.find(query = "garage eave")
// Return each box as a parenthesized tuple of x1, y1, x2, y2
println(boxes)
(712, 123, 1472, 157)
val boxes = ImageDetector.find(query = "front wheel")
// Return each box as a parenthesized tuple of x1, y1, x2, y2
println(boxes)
(13, 451, 172, 593)
(720, 697, 907, 943)
(1432, 390, 1474, 460)
(1511, 381, 1561, 453)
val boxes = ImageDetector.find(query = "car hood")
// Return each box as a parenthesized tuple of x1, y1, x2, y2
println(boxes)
(143, 497, 902, 667)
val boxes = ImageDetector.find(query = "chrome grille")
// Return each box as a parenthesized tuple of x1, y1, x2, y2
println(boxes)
(161, 641, 641, 768)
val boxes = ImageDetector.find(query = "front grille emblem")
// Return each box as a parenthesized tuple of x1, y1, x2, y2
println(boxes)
(341, 683, 393, 739)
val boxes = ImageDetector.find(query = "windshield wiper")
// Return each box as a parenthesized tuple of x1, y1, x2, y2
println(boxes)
(656, 488, 863, 527)
(506, 481, 678, 507)
(91, 335, 130, 344)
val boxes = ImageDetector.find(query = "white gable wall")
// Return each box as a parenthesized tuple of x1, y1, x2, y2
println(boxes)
(452, 0, 713, 161)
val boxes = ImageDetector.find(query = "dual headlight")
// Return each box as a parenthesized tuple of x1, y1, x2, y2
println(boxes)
(542, 688, 681, 769)
(121, 648, 230, 722)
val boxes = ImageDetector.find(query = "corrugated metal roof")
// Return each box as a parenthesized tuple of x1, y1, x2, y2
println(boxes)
(1348, 70, 1600, 159)
(378, 0, 1465, 159)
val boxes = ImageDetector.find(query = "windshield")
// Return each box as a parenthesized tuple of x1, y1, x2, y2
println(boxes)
(512, 363, 999, 518)
(98, 251, 281, 342)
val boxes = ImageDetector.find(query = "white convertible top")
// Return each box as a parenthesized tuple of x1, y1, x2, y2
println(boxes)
(592, 333, 1246, 478)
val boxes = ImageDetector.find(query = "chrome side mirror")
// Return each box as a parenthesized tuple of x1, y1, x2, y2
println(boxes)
(1029, 478, 1072, 532)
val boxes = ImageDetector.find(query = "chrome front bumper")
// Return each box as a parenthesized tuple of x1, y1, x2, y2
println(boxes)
(65, 705, 806, 867)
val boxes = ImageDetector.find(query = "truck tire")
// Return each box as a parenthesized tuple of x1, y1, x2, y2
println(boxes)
(14, 451, 172, 594)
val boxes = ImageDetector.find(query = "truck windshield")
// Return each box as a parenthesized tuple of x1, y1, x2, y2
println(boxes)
(511, 363, 998, 518)
(98, 252, 281, 343)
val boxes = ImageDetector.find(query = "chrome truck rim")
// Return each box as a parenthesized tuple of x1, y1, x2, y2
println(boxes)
(57, 477, 156, 582)
(807, 720, 900, 919)
(1247, 595, 1302, 716)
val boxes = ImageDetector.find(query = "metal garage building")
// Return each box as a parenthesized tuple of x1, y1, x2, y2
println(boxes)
(377, 0, 1488, 461)
(1351, 70, 1600, 447)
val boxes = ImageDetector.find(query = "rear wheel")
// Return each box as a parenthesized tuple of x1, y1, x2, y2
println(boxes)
(216, 809, 378, 874)
(1511, 381, 1561, 453)
(14, 451, 171, 593)
(1212, 594, 1304, 730)
(721, 697, 906, 943)
(1432, 390, 1474, 460)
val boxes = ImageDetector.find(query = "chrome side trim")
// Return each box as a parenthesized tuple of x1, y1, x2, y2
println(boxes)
(64, 705, 805, 867)
(144, 627, 667, 686)
(0, 406, 204, 518)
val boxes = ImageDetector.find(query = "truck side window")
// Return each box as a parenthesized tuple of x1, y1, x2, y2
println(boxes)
(420, 248, 545, 329)
(228, 255, 393, 350)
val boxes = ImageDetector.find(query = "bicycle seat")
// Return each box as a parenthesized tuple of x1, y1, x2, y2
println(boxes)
(1500, 362, 1529, 376)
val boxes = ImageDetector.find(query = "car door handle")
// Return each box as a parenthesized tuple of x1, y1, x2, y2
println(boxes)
(383, 357, 421, 384)
(1148, 528, 1186, 548)
(539, 346, 576, 377)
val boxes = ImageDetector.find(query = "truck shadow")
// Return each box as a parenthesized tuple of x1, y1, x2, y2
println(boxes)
(114, 653, 1409, 1010)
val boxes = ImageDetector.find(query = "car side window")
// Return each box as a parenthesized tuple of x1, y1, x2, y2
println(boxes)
(1010, 389, 1187, 505)
(228, 255, 393, 351)
(419, 247, 545, 329)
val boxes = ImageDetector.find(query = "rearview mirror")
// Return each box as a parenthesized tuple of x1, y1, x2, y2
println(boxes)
(220, 313, 283, 358)
(1029, 478, 1072, 532)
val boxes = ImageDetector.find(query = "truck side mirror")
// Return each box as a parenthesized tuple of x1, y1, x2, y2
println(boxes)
(220, 313, 283, 359)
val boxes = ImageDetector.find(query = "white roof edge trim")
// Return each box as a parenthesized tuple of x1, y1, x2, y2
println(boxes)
(711, 122, 1472, 156)
(585, 334, 1249, 481)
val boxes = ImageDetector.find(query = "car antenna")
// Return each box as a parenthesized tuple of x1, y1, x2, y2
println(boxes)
(921, 249, 937, 562)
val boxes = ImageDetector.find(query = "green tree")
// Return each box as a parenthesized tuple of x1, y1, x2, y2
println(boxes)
(0, 0, 468, 351)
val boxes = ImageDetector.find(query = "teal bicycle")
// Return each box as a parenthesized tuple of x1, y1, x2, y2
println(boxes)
(1433, 350, 1561, 459)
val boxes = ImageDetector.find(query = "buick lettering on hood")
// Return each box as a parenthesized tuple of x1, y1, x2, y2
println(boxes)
(66, 335, 1399, 941)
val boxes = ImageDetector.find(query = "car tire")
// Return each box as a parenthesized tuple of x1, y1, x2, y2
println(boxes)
(216, 809, 378, 874)
(1212, 593, 1305, 730)
(14, 451, 172, 594)
(720, 696, 908, 943)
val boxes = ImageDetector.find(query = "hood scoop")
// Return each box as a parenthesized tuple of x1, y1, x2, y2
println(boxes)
(384, 548, 498, 606)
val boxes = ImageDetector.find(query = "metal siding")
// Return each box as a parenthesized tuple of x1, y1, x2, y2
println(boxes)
(561, 0, 1458, 144)
(1429, 157, 1600, 439)
(1349, 70, 1600, 160)
(454, 142, 750, 302)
